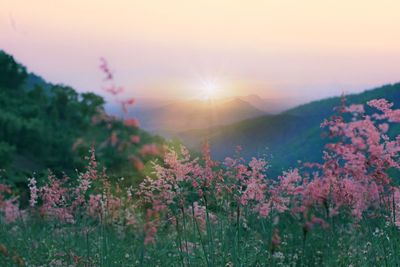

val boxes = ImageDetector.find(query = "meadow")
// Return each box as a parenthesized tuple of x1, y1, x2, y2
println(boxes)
(2, 1, 400, 265)
(0, 96, 399, 266)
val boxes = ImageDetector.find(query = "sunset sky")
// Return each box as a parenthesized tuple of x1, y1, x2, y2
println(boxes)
(1, 0, 400, 103)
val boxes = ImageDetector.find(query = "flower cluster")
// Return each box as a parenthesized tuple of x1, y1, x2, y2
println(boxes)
(23, 148, 136, 225)
(0, 183, 22, 223)
(136, 98, 400, 243)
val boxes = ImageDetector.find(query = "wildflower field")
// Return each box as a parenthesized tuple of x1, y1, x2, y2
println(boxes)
(0, 96, 399, 267)
(2, 1, 400, 265)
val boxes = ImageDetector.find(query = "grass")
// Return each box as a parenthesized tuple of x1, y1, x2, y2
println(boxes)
(1, 211, 399, 266)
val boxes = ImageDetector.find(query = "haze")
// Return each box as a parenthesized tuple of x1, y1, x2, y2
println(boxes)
(1, 0, 400, 104)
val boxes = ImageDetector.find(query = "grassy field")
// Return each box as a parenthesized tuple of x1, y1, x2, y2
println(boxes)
(1, 210, 399, 266)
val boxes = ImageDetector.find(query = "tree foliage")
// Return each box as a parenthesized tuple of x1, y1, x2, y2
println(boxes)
(0, 51, 163, 184)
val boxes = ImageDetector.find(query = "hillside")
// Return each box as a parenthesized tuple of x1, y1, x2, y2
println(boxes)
(178, 83, 400, 175)
(0, 50, 163, 185)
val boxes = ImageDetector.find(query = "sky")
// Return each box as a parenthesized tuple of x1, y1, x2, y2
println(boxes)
(1, 0, 400, 103)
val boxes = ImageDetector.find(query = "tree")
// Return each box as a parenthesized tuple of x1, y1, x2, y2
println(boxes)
(0, 51, 28, 89)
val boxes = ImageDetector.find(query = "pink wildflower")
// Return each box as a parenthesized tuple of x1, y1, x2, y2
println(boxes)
(124, 118, 140, 128)
(140, 144, 160, 157)
(130, 135, 140, 144)
(3, 198, 20, 223)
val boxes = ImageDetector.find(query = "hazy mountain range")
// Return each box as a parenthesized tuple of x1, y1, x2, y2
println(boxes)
(106, 94, 296, 136)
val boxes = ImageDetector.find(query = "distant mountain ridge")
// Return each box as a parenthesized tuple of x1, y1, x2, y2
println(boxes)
(109, 96, 267, 136)
(106, 94, 298, 136)
(230, 94, 296, 113)
(178, 83, 400, 176)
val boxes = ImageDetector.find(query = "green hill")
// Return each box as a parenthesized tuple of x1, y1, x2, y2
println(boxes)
(0, 50, 163, 186)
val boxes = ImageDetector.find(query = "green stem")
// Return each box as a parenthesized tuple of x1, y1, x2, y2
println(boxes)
(176, 217, 185, 267)
(203, 195, 215, 266)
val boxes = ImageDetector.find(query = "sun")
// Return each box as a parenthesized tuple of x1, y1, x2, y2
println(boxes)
(200, 79, 220, 100)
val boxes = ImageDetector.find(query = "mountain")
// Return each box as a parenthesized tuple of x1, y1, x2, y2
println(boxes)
(236, 94, 297, 113)
(105, 94, 299, 136)
(122, 97, 266, 136)
(178, 83, 400, 176)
